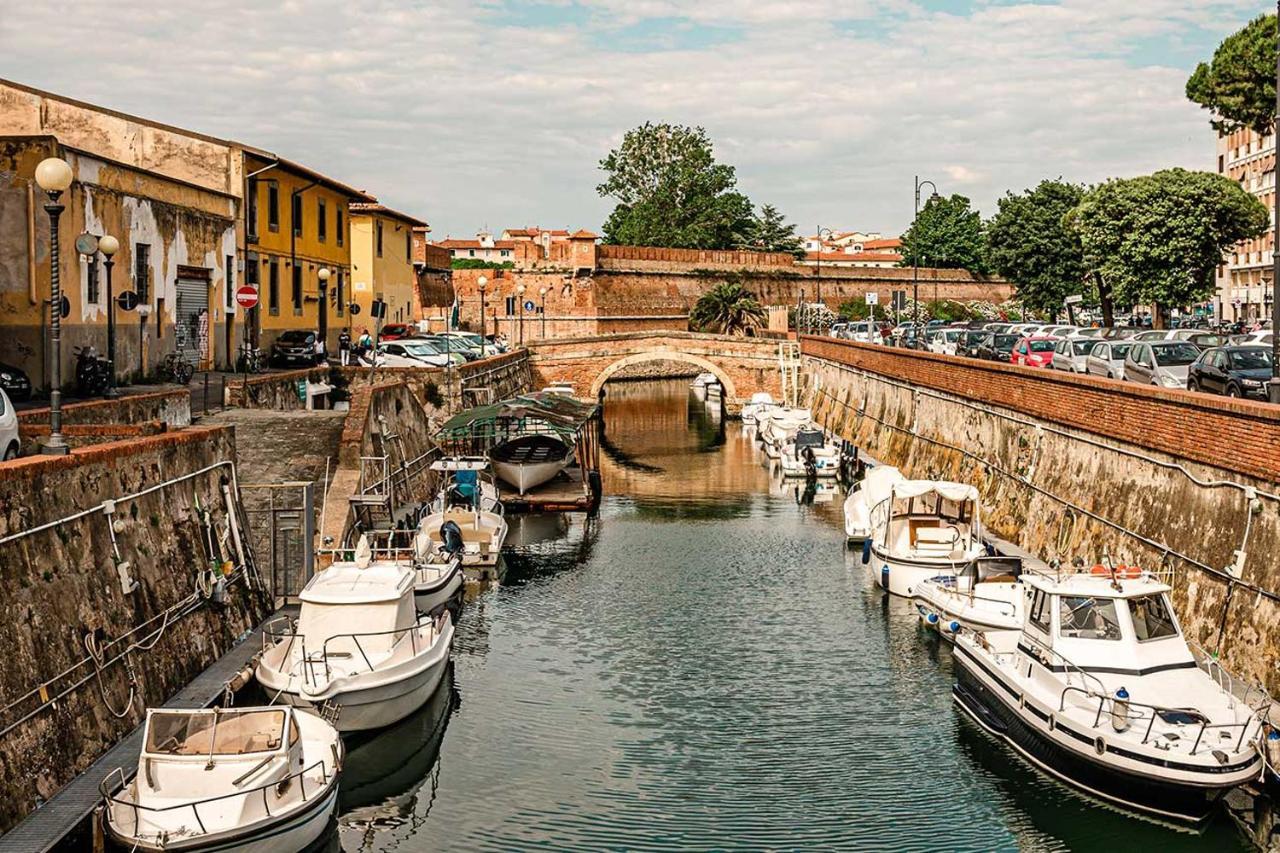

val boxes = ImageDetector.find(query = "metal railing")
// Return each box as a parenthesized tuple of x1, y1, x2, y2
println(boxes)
(1056, 684, 1258, 755)
(99, 749, 339, 841)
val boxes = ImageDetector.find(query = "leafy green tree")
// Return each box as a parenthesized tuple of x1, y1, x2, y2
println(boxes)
(899, 194, 988, 273)
(986, 180, 1087, 322)
(1186, 14, 1277, 136)
(740, 203, 805, 256)
(689, 281, 767, 335)
(451, 259, 515, 270)
(597, 122, 754, 249)
(1067, 168, 1268, 326)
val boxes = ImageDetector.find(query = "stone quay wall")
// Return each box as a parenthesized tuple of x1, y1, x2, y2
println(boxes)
(800, 336, 1280, 695)
(0, 427, 269, 832)
(17, 388, 191, 428)
(225, 366, 331, 410)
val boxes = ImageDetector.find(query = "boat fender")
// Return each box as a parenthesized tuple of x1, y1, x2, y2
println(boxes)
(1265, 729, 1280, 776)
(439, 520, 465, 556)
(861, 538, 872, 564)
(947, 621, 961, 634)
(926, 612, 939, 625)
(880, 564, 889, 589)
(1111, 687, 1130, 733)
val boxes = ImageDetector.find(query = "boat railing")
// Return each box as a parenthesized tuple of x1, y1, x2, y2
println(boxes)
(930, 578, 1018, 618)
(1020, 634, 1107, 698)
(263, 612, 443, 688)
(99, 748, 340, 841)
(1188, 642, 1274, 722)
(1057, 685, 1257, 755)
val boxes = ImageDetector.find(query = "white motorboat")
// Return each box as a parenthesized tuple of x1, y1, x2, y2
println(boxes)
(777, 426, 840, 478)
(759, 407, 812, 458)
(952, 566, 1266, 823)
(416, 499, 508, 570)
(413, 546, 463, 615)
(690, 372, 719, 395)
(843, 465, 904, 542)
(912, 555, 1025, 640)
(256, 549, 454, 732)
(740, 392, 777, 425)
(428, 457, 502, 514)
(101, 706, 341, 852)
(867, 479, 984, 597)
(489, 434, 573, 494)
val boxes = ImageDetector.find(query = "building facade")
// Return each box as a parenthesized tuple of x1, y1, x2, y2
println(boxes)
(348, 202, 428, 330)
(1215, 127, 1275, 324)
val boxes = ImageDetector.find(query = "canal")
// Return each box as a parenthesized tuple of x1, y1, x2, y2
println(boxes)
(333, 377, 1246, 852)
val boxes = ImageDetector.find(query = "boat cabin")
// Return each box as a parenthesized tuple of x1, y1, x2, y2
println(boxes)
(294, 561, 417, 673)
(873, 480, 980, 560)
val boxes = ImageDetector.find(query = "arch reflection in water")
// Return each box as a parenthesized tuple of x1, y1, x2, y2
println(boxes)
(337, 663, 459, 849)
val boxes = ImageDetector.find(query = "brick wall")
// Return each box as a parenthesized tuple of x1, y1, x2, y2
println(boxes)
(225, 366, 330, 409)
(596, 244, 796, 271)
(800, 336, 1280, 482)
(17, 388, 191, 428)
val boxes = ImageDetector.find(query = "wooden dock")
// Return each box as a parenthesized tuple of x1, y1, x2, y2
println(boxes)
(500, 467, 599, 513)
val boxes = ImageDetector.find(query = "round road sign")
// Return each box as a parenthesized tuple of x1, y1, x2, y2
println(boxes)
(235, 285, 259, 310)
(348, 303, 362, 316)
(117, 290, 139, 311)
(523, 300, 536, 312)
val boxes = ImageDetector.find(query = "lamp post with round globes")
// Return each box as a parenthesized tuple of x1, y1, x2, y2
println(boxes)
(517, 284, 527, 346)
(35, 157, 73, 455)
(539, 286, 549, 338)
(476, 276, 488, 350)
(317, 267, 331, 362)
(99, 234, 120, 398)
(912, 176, 940, 350)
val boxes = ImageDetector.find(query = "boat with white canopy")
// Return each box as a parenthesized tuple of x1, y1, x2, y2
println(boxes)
(843, 465, 904, 542)
(759, 407, 812, 458)
(952, 566, 1269, 823)
(100, 706, 341, 852)
(740, 392, 777, 425)
(255, 544, 454, 732)
(912, 555, 1025, 640)
(867, 479, 984, 597)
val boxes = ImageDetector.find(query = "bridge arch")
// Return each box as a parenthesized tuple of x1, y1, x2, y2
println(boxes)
(589, 351, 739, 402)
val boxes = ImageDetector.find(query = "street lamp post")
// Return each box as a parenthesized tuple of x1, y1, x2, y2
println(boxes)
(317, 267, 331, 361)
(35, 157, 73, 455)
(539, 286, 548, 338)
(912, 176, 939, 350)
(1271, 0, 1280, 403)
(99, 234, 120, 398)
(517, 284, 527, 346)
(814, 227, 833, 322)
(477, 275, 488, 350)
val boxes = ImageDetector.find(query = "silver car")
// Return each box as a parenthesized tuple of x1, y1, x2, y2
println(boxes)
(1085, 340, 1135, 379)
(1123, 341, 1201, 388)
(1050, 336, 1095, 372)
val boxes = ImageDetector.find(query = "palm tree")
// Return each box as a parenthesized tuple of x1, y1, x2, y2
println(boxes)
(690, 281, 768, 336)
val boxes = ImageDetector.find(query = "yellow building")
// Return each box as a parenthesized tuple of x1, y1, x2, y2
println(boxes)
(348, 203, 429, 333)
(242, 149, 373, 357)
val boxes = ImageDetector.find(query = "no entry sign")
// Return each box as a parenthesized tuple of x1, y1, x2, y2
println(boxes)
(235, 286, 259, 310)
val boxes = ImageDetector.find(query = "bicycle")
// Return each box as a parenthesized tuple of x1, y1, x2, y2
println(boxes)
(159, 352, 194, 385)
(236, 343, 265, 374)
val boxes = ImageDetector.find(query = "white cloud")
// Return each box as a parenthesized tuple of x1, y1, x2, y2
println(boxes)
(0, 0, 1261, 237)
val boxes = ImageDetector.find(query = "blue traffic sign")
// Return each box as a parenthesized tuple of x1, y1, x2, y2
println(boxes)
(523, 300, 536, 312)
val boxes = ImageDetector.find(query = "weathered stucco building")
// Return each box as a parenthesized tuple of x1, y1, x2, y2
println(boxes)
(349, 202, 427, 331)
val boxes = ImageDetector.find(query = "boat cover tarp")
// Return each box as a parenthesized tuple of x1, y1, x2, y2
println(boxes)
(892, 480, 979, 503)
(438, 392, 599, 442)
(844, 466, 904, 534)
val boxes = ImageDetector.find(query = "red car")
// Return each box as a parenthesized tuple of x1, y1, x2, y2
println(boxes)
(378, 323, 417, 341)
(1011, 335, 1060, 368)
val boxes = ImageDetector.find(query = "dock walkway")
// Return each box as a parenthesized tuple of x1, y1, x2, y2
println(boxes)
(0, 608, 292, 853)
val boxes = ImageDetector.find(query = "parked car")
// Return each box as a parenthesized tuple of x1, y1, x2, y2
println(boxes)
(374, 340, 463, 368)
(1042, 325, 1080, 338)
(0, 362, 32, 402)
(1187, 346, 1273, 400)
(1084, 340, 1136, 379)
(1050, 336, 1095, 372)
(984, 322, 1014, 334)
(962, 330, 990, 358)
(1231, 331, 1274, 348)
(419, 334, 480, 361)
(829, 322, 849, 338)
(378, 323, 418, 342)
(1123, 341, 1200, 388)
(1072, 327, 1105, 339)
(977, 333, 1020, 362)
(842, 321, 880, 344)
(1184, 332, 1228, 351)
(1098, 326, 1141, 340)
(928, 327, 966, 356)
(1011, 335, 1060, 368)
(270, 330, 324, 367)
(0, 388, 18, 461)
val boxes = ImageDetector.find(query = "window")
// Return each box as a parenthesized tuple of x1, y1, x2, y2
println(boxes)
(1130, 595, 1178, 641)
(336, 209, 344, 247)
(336, 270, 345, 316)
(134, 243, 151, 302)
(268, 260, 280, 315)
(406, 231, 411, 263)
(292, 193, 303, 238)
(376, 220, 383, 257)
(291, 265, 302, 314)
(318, 198, 327, 242)
(1058, 596, 1122, 641)
(267, 184, 280, 232)
(247, 177, 259, 241)
(87, 258, 100, 304)
(225, 255, 235, 309)
(1028, 589, 1050, 634)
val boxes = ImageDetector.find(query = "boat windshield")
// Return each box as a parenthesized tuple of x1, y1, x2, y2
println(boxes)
(146, 709, 286, 756)
(1058, 596, 1122, 641)
(1129, 594, 1178, 641)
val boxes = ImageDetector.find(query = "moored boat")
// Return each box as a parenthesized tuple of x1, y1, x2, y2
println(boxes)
(868, 479, 984, 597)
(255, 549, 454, 732)
(740, 392, 777, 425)
(952, 566, 1266, 823)
(759, 407, 812, 458)
(913, 555, 1024, 640)
(490, 434, 573, 495)
(843, 465, 904, 542)
(777, 426, 840, 478)
(101, 706, 342, 852)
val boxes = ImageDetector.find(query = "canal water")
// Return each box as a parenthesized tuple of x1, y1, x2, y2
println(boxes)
(332, 377, 1246, 852)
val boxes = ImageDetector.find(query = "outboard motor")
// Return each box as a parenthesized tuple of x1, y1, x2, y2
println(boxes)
(802, 445, 817, 480)
(439, 520, 465, 557)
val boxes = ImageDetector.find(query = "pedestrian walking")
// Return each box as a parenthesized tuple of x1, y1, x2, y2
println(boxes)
(338, 329, 352, 365)
(313, 330, 326, 365)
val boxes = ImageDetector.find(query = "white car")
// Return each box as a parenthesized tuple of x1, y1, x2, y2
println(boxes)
(0, 388, 19, 461)
(1049, 336, 1095, 372)
(373, 340, 456, 367)
(928, 328, 965, 356)
(844, 321, 880, 344)
(1123, 341, 1200, 388)
(1233, 331, 1274, 348)
(1084, 340, 1136, 379)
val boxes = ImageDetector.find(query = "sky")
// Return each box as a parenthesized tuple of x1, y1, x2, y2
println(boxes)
(0, 0, 1263, 240)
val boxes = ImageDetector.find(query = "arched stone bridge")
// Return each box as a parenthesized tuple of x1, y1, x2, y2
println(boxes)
(526, 331, 785, 412)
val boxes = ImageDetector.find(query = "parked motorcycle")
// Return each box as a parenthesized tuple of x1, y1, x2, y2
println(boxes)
(74, 346, 111, 397)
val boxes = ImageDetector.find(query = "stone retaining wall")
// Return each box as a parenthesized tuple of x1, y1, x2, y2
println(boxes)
(17, 388, 190, 428)
(225, 366, 330, 410)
